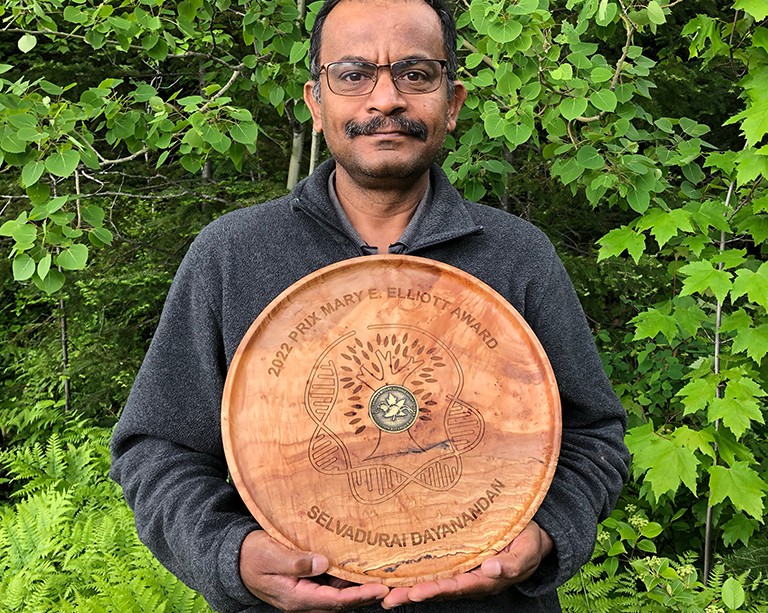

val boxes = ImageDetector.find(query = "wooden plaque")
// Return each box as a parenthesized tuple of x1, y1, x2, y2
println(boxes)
(222, 255, 561, 586)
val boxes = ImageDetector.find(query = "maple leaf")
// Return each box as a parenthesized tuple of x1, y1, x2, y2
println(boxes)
(626, 422, 699, 500)
(378, 394, 410, 420)
(709, 461, 767, 520)
(731, 262, 768, 311)
(678, 260, 732, 304)
(631, 307, 678, 343)
(732, 324, 768, 363)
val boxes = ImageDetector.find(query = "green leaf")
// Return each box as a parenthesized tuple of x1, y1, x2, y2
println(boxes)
(721, 514, 757, 548)
(721, 577, 745, 610)
(180, 155, 202, 173)
(90, 227, 113, 245)
(597, 226, 645, 263)
(607, 541, 626, 556)
(709, 396, 763, 439)
(487, 19, 523, 43)
(734, 0, 768, 20)
(551, 157, 584, 185)
(679, 117, 710, 137)
(591, 66, 613, 83)
(550, 64, 573, 81)
(596, 0, 618, 25)
(45, 149, 80, 178)
(646, 0, 665, 25)
(576, 145, 605, 170)
(507, 0, 538, 14)
(674, 426, 716, 459)
(483, 109, 505, 139)
(11, 223, 36, 245)
(678, 260, 732, 304)
(504, 122, 532, 147)
(627, 188, 650, 213)
(639, 522, 663, 539)
(12, 253, 35, 281)
(496, 66, 522, 96)
(731, 263, 768, 310)
(38, 252, 51, 280)
(269, 85, 285, 107)
(732, 324, 768, 363)
(21, 159, 46, 187)
(147, 38, 169, 61)
(590, 89, 617, 112)
(731, 101, 768, 148)
(63, 5, 88, 23)
(229, 121, 259, 145)
(631, 308, 677, 343)
(33, 268, 65, 294)
(636, 539, 656, 553)
(55, 244, 89, 270)
(559, 97, 588, 121)
(567, 51, 592, 70)
(641, 208, 694, 248)
(709, 461, 767, 520)
(18, 34, 37, 53)
(677, 378, 715, 416)
(735, 148, 768, 185)
(81, 205, 105, 228)
(155, 150, 170, 169)
(739, 213, 768, 245)
(289, 41, 308, 64)
(627, 423, 699, 499)
(133, 83, 158, 102)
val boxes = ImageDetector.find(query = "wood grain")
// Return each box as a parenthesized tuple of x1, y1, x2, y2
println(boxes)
(222, 254, 561, 586)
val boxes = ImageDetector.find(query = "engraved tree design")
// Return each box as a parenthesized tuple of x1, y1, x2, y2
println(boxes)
(306, 326, 485, 503)
(338, 332, 444, 456)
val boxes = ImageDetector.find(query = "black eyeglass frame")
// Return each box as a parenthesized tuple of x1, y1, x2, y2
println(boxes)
(318, 59, 449, 96)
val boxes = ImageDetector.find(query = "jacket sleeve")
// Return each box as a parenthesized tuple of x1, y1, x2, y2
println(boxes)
(109, 237, 263, 613)
(515, 251, 629, 596)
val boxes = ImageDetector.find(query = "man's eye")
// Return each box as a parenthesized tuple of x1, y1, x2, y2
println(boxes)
(339, 71, 369, 83)
(400, 71, 429, 83)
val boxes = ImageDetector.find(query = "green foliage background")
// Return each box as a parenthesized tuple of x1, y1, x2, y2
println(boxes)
(1, 0, 767, 611)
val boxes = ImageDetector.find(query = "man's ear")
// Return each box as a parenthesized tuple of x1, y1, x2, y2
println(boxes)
(446, 81, 467, 132)
(304, 81, 323, 133)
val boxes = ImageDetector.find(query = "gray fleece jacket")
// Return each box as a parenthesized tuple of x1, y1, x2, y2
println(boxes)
(110, 159, 629, 613)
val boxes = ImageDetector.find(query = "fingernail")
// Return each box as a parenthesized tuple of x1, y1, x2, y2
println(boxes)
(485, 560, 502, 577)
(310, 555, 325, 575)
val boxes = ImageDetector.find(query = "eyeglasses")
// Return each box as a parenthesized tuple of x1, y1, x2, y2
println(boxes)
(319, 59, 447, 96)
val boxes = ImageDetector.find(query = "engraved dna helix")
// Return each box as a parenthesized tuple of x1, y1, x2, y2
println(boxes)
(305, 351, 485, 504)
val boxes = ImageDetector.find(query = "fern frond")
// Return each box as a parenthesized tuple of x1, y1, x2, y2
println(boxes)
(0, 488, 75, 571)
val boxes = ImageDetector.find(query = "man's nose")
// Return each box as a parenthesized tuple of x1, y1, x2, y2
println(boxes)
(365, 69, 407, 114)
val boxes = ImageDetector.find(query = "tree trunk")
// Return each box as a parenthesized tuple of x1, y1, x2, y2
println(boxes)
(59, 296, 71, 412)
(309, 130, 321, 175)
(286, 0, 309, 188)
(287, 124, 305, 189)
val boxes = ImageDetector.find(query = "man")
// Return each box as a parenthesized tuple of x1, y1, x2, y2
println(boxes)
(110, 0, 629, 611)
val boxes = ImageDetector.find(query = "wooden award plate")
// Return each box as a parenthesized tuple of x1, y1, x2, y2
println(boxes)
(222, 255, 561, 586)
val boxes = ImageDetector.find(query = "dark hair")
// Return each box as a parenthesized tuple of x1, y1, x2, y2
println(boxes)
(309, 0, 458, 100)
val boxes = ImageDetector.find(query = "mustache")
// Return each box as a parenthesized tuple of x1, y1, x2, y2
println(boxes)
(344, 115, 428, 141)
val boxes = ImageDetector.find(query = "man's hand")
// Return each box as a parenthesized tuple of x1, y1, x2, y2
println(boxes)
(239, 530, 389, 612)
(380, 521, 553, 610)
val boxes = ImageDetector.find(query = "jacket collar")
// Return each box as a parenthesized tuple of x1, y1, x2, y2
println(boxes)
(290, 158, 483, 254)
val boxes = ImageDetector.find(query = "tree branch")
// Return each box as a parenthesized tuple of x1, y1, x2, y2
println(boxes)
(3, 28, 244, 71)
(199, 63, 244, 113)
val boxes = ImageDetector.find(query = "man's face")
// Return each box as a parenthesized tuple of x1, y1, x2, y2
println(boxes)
(304, 0, 466, 190)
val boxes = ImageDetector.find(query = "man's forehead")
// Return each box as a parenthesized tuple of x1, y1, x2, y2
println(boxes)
(332, 0, 427, 7)
(323, 0, 441, 26)
(320, 0, 444, 58)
